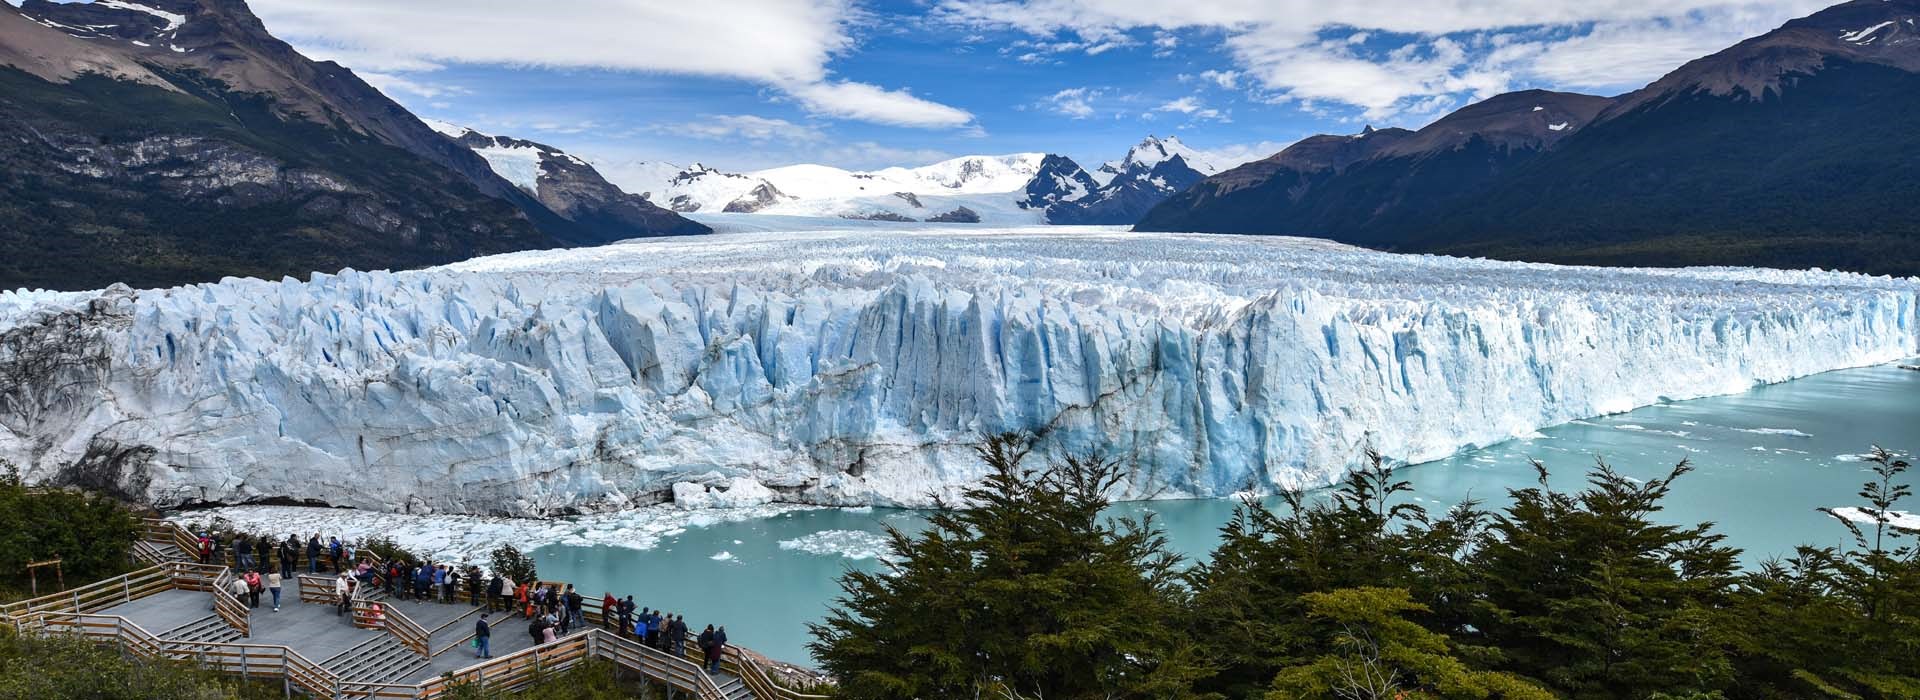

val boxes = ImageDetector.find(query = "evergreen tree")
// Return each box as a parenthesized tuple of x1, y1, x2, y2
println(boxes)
(1185, 451, 1486, 698)
(1268, 587, 1551, 700)
(808, 434, 1212, 700)
(1731, 446, 1919, 698)
(1466, 460, 1740, 698)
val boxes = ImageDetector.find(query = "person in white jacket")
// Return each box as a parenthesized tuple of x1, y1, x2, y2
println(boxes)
(335, 573, 353, 617)
(267, 572, 284, 612)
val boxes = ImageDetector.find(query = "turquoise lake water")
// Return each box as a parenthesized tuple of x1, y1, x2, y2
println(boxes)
(533, 362, 1920, 666)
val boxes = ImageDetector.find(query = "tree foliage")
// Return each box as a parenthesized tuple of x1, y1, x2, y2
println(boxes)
(809, 434, 1212, 700)
(490, 544, 538, 585)
(0, 461, 140, 595)
(818, 438, 1919, 700)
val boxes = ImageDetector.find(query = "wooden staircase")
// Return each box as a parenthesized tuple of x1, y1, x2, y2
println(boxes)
(159, 613, 243, 651)
(324, 632, 432, 684)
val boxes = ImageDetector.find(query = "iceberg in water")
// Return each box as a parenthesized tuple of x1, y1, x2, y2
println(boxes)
(1, 227, 1915, 514)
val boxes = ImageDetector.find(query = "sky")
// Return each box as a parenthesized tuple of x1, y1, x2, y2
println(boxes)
(243, 0, 1836, 174)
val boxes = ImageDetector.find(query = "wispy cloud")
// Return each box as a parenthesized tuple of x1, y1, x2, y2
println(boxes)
(936, 0, 1829, 120)
(252, 0, 975, 129)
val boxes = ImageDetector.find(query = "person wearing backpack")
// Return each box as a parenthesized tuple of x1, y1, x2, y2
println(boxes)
(243, 570, 263, 608)
(306, 534, 321, 573)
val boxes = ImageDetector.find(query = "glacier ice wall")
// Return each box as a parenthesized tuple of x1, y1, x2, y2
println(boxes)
(1, 228, 1915, 514)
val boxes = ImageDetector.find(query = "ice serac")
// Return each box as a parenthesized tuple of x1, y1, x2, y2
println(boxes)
(1, 228, 1916, 514)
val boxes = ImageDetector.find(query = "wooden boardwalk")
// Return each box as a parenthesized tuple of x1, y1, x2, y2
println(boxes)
(2, 518, 827, 700)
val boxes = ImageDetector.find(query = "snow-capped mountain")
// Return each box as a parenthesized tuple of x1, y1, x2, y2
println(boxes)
(0, 0, 703, 291)
(1033, 136, 1217, 225)
(1095, 135, 1221, 184)
(604, 154, 1051, 225)
(3, 230, 1912, 513)
(429, 120, 706, 238)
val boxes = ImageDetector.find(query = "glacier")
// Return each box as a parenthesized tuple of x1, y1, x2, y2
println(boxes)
(1, 226, 1916, 515)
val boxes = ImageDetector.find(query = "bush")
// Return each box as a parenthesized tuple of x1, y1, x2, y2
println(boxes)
(0, 626, 282, 699)
(360, 535, 420, 564)
(490, 544, 537, 585)
(0, 462, 140, 597)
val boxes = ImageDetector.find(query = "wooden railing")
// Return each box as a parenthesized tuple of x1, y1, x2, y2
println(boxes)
(0, 565, 172, 622)
(352, 591, 430, 656)
(27, 516, 836, 700)
(297, 574, 337, 605)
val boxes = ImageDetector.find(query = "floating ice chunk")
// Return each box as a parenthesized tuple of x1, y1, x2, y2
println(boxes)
(710, 551, 735, 561)
(1827, 507, 1920, 530)
(1733, 427, 1814, 438)
(778, 530, 897, 561)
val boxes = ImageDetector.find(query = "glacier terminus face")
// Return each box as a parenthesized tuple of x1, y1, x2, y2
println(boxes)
(1, 226, 1915, 515)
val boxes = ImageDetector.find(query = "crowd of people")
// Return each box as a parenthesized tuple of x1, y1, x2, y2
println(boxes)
(192, 529, 734, 671)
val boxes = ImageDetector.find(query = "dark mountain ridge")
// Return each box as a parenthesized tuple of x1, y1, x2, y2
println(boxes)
(0, 0, 702, 291)
(1139, 0, 1920, 276)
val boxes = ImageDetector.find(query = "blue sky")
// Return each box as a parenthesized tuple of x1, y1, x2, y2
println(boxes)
(245, 0, 1834, 173)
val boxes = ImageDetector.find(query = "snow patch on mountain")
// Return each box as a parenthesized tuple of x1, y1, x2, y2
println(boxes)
(4, 228, 1915, 515)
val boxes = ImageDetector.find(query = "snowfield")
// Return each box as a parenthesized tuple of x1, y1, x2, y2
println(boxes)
(2, 227, 1915, 515)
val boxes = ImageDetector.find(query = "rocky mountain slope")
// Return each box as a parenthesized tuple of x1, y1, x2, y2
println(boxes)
(0, 0, 702, 291)
(430, 121, 707, 239)
(1140, 0, 1920, 275)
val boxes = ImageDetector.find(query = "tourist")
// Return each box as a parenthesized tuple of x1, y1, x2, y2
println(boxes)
(343, 540, 357, 569)
(713, 626, 728, 670)
(444, 566, 459, 603)
(670, 614, 687, 656)
(255, 535, 271, 574)
(646, 608, 662, 649)
(565, 585, 584, 629)
(474, 614, 493, 659)
(306, 534, 321, 573)
(385, 561, 401, 597)
(327, 536, 342, 572)
(527, 615, 544, 646)
(698, 625, 718, 672)
(242, 569, 263, 608)
(486, 573, 504, 612)
(542, 612, 559, 643)
(516, 581, 530, 618)
(233, 534, 251, 570)
(228, 572, 251, 609)
(601, 592, 617, 629)
(197, 533, 213, 564)
(334, 572, 353, 616)
(433, 564, 447, 603)
(466, 566, 483, 606)
(267, 571, 283, 612)
(279, 535, 298, 579)
(639, 607, 653, 645)
(617, 596, 634, 638)
(415, 565, 433, 601)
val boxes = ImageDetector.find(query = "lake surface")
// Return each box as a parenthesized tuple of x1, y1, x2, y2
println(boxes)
(533, 362, 1920, 666)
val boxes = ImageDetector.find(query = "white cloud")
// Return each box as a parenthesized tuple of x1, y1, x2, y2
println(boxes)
(1041, 87, 1102, 118)
(250, 0, 973, 129)
(938, 0, 1831, 119)
(356, 71, 468, 99)
(1155, 96, 1226, 121)
(653, 115, 826, 143)
(1192, 139, 1296, 169)
(784, 81, 975, 128)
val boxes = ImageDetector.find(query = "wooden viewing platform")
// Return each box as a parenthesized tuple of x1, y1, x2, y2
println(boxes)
(1, 519, 829, 700)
